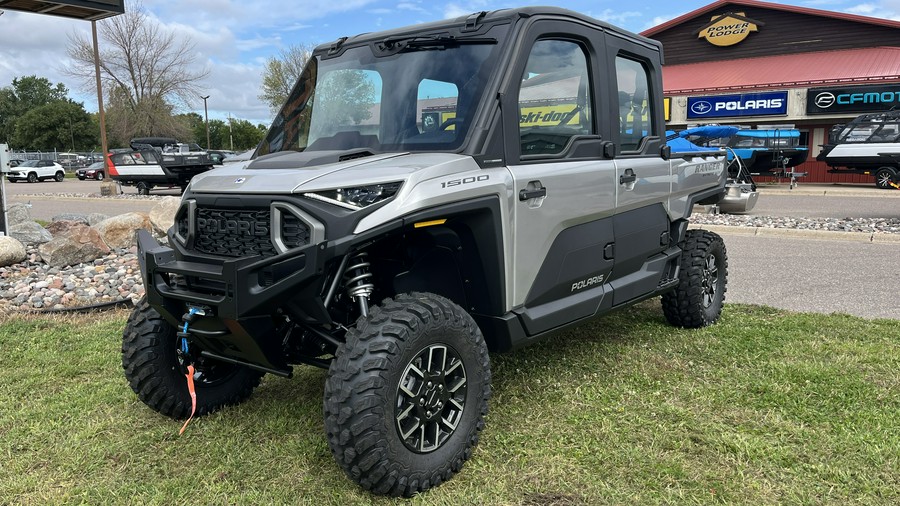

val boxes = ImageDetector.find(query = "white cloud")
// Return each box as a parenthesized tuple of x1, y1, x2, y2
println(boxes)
(843, 1, 900, 20)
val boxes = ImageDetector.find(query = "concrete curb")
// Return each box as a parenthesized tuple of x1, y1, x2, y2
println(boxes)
(755, 185, 900, 198)
(688, 223, 900, 244)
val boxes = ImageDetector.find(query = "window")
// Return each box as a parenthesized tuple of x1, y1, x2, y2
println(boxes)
(615, 56, 654, 151)
(418, 79, 459, 134)
(518, 40, 593, 156)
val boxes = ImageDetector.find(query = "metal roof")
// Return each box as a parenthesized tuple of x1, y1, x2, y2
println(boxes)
(642, 0, 900, 37)
(0, 0, 123, 21)
(662, 47, 900, 94)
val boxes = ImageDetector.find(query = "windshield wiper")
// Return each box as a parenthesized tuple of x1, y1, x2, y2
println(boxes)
(377, 34, 496, 54)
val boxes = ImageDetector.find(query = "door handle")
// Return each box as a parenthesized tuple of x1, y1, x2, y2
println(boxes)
(619, 169, 636, 185)
(519, 187, 547, 201)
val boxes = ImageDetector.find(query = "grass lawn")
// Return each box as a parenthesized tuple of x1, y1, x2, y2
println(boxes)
(1, 302, 897, 505)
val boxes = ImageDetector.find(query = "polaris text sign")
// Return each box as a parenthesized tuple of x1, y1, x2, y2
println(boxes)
(807, 85, 900, 114)
(687, 91, 787, 119)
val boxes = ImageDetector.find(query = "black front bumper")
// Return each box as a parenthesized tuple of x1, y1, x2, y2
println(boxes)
(136, 229, 328, 326)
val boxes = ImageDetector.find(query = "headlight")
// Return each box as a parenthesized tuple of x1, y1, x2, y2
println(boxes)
(305, 181, 402, 210)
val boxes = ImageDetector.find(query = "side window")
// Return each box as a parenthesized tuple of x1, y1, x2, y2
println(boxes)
(418, 79, 459, 134)
(518, 39, 593, 156)
(615, 56, 654, 152)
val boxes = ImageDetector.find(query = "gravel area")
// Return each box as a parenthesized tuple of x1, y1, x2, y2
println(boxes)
(13, 192, 165, 200)
(2, 212, 899, 313)
(691, 212, 900, 234)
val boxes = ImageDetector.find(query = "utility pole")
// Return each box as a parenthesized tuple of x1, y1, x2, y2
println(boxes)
(228, 114, 234, 152)
(201, 95, 210, 150)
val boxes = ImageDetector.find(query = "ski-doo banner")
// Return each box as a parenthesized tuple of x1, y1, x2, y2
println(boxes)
(687, 91, 788, 119)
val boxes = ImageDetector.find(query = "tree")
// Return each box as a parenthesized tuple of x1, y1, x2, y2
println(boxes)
(310, 70, 375, 136)
(0, 75, 70, 143)
(65, 1, 209, 139)
(12, 101, 98, 151)
(228, 118, 265, 151)
(259, 43, 316, 113)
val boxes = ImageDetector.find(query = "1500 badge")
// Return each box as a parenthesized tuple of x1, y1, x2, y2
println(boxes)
(440, 174, 489, 189)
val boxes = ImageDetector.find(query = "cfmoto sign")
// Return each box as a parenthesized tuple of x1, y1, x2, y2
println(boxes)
(807, 85, 900, 114)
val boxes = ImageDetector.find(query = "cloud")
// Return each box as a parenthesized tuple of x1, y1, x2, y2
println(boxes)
(843, 1, 900, 19)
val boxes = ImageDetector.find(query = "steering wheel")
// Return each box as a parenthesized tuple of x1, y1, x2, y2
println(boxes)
(439, 118, 464, 130)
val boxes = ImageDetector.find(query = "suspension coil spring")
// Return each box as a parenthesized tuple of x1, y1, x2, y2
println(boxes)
(344, 252, 374, 300)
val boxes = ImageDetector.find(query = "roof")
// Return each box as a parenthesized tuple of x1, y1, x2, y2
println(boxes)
(641, 0, 900, 37)
(662, 47, 900, 94)
(0, 0, 123, 21)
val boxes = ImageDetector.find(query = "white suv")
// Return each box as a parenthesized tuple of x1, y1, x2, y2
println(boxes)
(7, 159, 66, 183)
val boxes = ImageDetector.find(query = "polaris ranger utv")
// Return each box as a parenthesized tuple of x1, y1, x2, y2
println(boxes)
(124, 7, 729, 496)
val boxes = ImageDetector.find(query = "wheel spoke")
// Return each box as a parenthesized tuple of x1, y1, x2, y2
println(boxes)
(448, 376, 467, 393)
(399, 417, 421, 440)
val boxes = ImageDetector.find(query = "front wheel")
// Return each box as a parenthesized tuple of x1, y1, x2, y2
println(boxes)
(96, 171, 105, 181)
(122, 299, 264, 419)
(27, 172, 37, 183)
(662, 229, 728, 328)
(324, 293, 491, 497)
(875, 167, 897, 189)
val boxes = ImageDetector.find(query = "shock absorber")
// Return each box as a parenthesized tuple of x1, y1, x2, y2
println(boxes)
(344, 252, 374, 317)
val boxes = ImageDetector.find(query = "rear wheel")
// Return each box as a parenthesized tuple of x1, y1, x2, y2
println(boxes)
(324, 293, 491, 496)
(662, 229, 728, 328)
(136, 181, 151, 195)
(875, 167, 897, 189)
(55, 171, 64, 182)
(122, 299, 263, 419)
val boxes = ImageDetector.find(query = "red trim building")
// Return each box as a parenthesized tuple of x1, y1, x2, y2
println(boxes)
(642, 0, 900, 184)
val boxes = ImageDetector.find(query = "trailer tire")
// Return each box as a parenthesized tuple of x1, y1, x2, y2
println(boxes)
(875, 167, 897, 189)
(136, 182, 151, 195)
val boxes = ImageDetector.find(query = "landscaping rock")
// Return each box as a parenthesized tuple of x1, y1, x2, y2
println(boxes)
(46, 220, 90, 237)
(38, 227, 111, 268)
(87, 213, 110, 226)
(95, 212, 152, 249)
(9, 221, 52, 245)
(0, 236, 27, 267)
(7, 203, 32, 226)
(149, 196, 181, 235)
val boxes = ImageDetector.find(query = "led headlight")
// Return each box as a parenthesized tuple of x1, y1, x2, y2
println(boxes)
(305, 181, 403, 210)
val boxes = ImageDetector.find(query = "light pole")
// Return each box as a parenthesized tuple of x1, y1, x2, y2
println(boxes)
(201, 95, 210, 150)
(228, 113, 234, 152)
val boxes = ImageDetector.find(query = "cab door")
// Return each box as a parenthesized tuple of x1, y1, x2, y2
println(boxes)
(501, 20, 617, 336)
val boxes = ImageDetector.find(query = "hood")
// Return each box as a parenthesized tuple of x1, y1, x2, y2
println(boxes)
(187, 151, 473, 194)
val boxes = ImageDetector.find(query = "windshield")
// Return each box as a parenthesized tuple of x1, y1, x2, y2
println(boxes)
(20, 160, 39, 167)
(258, 24, 509, 157)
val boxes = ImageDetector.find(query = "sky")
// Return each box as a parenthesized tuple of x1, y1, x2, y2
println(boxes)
(1, 0, 899, 128)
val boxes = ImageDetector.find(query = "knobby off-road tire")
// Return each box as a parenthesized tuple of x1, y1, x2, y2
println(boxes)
(662, 229, 728, 328)
(324, 293, 491, 497)
(122, 299, 263, 419)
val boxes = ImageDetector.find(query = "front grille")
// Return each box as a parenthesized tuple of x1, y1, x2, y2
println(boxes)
(186, 205, 314, 258)
(194, 208, 277, 257)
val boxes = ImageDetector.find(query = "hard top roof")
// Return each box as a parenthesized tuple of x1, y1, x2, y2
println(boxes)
(314, 6, 661, 55)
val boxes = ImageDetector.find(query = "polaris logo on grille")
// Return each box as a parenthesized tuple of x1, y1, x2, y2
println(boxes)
(197, 217, 269, 236)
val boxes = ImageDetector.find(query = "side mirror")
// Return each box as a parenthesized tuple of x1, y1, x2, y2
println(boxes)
(660, 144, 671, 161)
(602, 141, 617, 160)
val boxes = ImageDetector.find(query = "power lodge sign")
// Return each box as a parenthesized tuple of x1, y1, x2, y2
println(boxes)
(698, 12, 764, 47)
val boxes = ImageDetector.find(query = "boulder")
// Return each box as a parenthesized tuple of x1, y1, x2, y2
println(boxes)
(46, 220, 89, 237)
(9, 221, 52, 245)
(0, 236, 27, 267)
(87, 213, 110, 226)
(95, 212, 152, 249)
(7, 203, 32, 226)
(38, 226, 111, 268)
(149, 197, 181, 235)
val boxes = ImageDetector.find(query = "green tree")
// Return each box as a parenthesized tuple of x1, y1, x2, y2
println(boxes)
(310, 69, 375, 136)
(12, 101, 98, 151)
(259, 43, 315, 114)
(228, 118, 265, 151)
(0, 75, 70, 144)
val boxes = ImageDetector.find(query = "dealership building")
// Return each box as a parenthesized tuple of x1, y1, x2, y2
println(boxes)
(642, 0, 900, 183)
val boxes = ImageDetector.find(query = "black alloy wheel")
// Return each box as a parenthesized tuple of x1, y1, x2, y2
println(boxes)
(395, 343, 468, 453)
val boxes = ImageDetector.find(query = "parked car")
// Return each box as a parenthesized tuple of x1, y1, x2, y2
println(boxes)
(207, 149, 236, 165)
(6, 159, 66, 183)
(76, 161, 107, 180)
